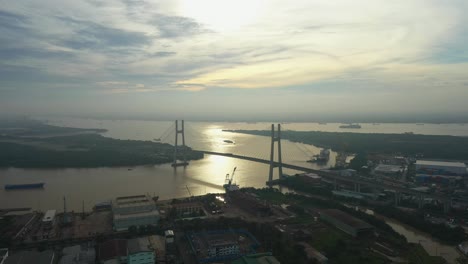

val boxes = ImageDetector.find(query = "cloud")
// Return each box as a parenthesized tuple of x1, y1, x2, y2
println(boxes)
(1, 0, 468, 118)
(152, 14, 210, 39)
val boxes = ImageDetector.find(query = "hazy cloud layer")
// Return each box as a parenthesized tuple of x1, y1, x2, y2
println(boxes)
(1, 0, 468, 120)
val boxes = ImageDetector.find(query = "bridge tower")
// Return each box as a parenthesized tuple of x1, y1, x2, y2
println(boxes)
(268, 124, 284, 183)
(172, 120, 188, 167)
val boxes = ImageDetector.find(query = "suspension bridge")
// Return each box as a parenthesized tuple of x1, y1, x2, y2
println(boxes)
(156, 120, 453, 213)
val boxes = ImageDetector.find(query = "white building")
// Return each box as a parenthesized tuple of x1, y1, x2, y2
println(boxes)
(127, 238, 155, 264)
(112, 195, 159, 231)
(416, 160, 467, 176)
(42, 210, 56, 229)
(373, 164, 403, 176)
(207, 242, 239, 258)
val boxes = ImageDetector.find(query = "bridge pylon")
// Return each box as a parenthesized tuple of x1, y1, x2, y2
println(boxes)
(172, 120, 188, 167)
(268, 124, 284, 183)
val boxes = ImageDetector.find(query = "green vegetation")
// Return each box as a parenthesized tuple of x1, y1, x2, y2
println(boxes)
(0, 134, 203, 168)
(250, 188, 406, 242)
(374, 205, 467, 245)
(227, 130, 468, 159)
(404, 244, 446, 264)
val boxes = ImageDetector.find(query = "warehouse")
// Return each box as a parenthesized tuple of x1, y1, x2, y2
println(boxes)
(112, 195, 159, 231)
(416, 160, 467, 176)
(187, 230, 260, 263)
(320, 209, 373, 237)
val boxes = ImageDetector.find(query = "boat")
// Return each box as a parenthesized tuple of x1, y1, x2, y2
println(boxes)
(339, 124, 361, 129)
(223, 140, 235, 144)
(4, 183, 45, 190)
(307, 149, 330, 163)
(223, 167, 240, 191)
(153, 138, 161, 142)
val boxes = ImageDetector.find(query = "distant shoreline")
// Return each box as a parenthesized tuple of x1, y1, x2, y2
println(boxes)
(225, 129, 468, 161)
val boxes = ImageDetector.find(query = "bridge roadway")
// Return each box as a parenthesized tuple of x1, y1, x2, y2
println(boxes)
(198, 150, 450, 202)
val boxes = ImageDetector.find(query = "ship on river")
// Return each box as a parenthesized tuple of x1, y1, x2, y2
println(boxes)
(4, 183, 45, 190)
(339, 123, 362, 129)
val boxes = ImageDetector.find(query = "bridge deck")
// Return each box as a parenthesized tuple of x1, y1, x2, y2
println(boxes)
(198, 150, 450, 201)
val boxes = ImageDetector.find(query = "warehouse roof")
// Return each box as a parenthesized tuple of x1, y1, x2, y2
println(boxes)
(416, 160, 466, 168)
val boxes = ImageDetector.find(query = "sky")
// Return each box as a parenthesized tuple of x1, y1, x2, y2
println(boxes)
(1, 0, 468, 122)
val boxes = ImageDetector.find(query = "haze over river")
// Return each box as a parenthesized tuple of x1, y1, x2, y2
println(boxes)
(1, 118, 468, 212)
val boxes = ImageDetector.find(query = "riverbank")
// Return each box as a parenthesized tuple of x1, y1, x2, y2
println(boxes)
(0, 119, 203, 168)
(225, 129, 468, 160)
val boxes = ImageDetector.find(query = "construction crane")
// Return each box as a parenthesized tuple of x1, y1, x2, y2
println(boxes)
(225, 167, 237, 185)
(223, 167, 239, 191)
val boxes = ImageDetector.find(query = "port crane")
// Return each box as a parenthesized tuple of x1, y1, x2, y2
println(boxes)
(225, 167, 237, 186)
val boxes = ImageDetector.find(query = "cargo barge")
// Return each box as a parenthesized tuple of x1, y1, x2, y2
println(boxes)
(4, 183, 45, 190)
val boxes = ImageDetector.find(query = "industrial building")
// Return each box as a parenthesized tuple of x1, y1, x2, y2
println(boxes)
(172, 202, 204, 217)
(112, 195, 159, 231)
(373, 164, 404, 177)
(298, 173, 322, 185)
(4, 250, 55, 264)
(416, 160, 467, 176)
(187, 230, 260, 263)
(320, 209, 373, 237)
(127, 237, 155, 264)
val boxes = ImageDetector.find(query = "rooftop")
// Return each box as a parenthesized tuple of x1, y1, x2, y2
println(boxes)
(374, 164, 403, 173)
(416, 160, 466, 168)
(320, 209, 373, 230)
(99, 239, 127, 261)
(42, 209, 56, 222)
(5, 250, 54, 264)
(128, 237, 152, 254)
(114, 195, 153, 208)
(113, 210, 159, 220)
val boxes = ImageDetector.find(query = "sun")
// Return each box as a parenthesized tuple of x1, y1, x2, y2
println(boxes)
(178, 0, 264, 32)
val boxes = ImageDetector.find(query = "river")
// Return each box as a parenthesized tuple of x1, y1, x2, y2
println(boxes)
(1, 117, 467, 262)
(359, 207, 461, 263)
(2, 118, 468, 212)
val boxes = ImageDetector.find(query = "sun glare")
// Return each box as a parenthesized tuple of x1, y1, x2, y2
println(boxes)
(178, 0, 264, 32)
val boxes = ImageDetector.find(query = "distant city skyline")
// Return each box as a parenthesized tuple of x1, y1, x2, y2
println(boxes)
(1, 1, 468, 120)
